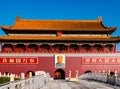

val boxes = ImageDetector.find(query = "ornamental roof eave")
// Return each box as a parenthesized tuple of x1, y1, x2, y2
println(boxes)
(0, 36, 120, 42)
(1, 26, 117, 31)
(106, 27, 117, 34)
(0, 16, 117, 34)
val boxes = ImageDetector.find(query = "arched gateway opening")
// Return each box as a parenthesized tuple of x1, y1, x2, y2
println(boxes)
(54, 69, 65, 79)
(25, 70, 35, 78)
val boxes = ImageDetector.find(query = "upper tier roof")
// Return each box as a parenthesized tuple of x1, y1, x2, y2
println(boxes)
(0, 16, 116, 33)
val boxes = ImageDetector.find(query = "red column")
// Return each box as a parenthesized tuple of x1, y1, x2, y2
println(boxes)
(38, 43, 41, 52)
(67, 44, 69, 52)
(78, 44, 81, 52)
(102, 44, 105, 52)
(112, 45, 116, 53)
(13, 44, 16, 53)
(90, 44, 93, 52)
(50, 44, 53, 52)
(26, 44, 29, 53)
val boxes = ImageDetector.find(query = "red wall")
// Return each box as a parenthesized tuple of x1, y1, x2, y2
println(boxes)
(0, 56, 120, 78)
(37, 56, 82, 77)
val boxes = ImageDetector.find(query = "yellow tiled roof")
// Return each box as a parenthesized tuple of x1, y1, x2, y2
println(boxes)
(0, 36, 119, 42)
(0, 16, 116, 31)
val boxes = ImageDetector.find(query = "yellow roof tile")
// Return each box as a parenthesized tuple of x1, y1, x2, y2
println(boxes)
(0, 16, 116, 32)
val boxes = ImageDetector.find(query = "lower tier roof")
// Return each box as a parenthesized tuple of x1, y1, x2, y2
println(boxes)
(0, 36, 120, 42)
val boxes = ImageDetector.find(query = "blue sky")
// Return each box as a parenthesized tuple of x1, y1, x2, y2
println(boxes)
(0, 0, 120, 51)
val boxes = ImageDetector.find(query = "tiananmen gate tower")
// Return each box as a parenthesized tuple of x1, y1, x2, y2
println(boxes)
(0, 16, 120, 79)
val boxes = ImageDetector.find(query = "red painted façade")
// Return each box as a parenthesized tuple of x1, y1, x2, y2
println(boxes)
(0, 16, 120, 79)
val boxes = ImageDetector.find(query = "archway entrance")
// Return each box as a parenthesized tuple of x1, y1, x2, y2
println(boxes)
(85, 70, 92, 73)
(54, 69, 65, 79)
(25, 70, 35, 78)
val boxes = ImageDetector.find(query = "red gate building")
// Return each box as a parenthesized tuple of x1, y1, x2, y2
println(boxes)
(0, 16, 120, 79)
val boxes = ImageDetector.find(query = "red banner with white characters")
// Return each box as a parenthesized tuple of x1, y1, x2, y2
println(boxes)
(0, 57, 38, 64)
(82, 57, 120, 65)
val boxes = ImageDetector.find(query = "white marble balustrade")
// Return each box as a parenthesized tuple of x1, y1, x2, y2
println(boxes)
(0, 72, 51, 89)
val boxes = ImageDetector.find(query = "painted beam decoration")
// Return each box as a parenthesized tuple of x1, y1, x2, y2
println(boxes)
(0, 57, 38, 64)
(82, 57, 120, 64)
(55, 54, 65, 68)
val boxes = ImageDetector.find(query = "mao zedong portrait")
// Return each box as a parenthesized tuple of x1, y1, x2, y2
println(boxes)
(55, 55, 65, 68)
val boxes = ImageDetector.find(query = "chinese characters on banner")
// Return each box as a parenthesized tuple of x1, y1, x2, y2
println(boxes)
(82, 57, 120, 64)
(0, 57, 38, 64)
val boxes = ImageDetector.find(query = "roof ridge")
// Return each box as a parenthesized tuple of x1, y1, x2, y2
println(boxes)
(20, 19, 99, 22)
(15, 16, 100, 22)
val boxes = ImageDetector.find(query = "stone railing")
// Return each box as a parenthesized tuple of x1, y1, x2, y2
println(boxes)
(79, 71, 120, 86)
(0, 71, 51, 89)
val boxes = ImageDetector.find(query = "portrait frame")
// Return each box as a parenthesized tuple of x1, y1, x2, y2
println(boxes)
(55, 54, 65, 68)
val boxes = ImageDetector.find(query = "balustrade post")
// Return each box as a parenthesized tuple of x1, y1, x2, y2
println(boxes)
(76, 70, 78, 81)
(69, 70, 71, 79)
(10, 74, 14, 82)
(3, 72, 6, 77)
(0, 72, 1, 77)
(108, 70, 110, 75)
(114, 70, 118, 87)
(29, 72, 32, 77)
(102, 70, 107, 82)
(21, 73, 25, 79)
(7, 73, 10, 77)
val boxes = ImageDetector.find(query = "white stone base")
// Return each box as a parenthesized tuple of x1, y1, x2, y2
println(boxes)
(69, 78, 78, 82)
(50, 78, 54, 80)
